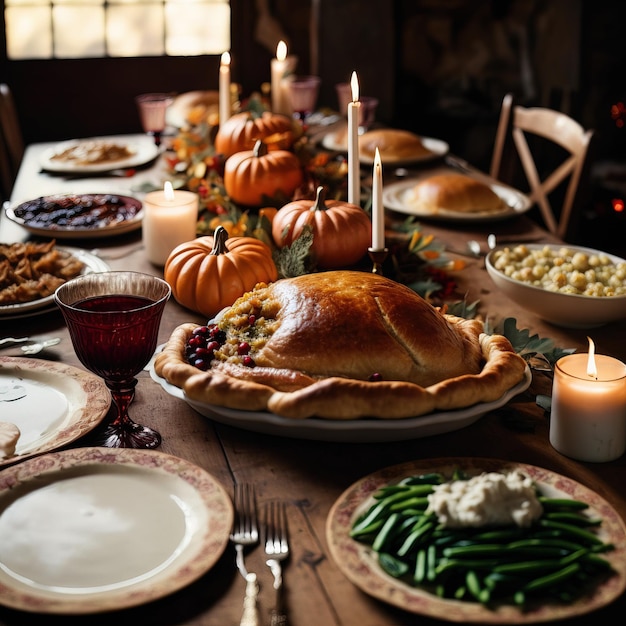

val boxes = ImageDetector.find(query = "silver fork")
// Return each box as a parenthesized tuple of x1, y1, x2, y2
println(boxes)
(230, 483, 260, 626)
(263, 501, 290, 626)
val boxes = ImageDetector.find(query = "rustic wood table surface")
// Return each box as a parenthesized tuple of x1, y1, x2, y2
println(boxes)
(1, 137, 625, 625)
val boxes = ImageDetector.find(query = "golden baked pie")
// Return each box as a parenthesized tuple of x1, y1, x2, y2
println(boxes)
(155, 271, 527, 420)
(359, 129, 433, 163)
(409, 173, 506, 214)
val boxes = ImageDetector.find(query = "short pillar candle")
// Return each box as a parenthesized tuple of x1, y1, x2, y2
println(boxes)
(142, 183, 198, 266)
(550, 352, 626, 462)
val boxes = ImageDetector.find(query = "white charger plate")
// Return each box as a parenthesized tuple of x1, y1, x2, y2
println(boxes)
(383, 174, 531, 222)
(148, 355, 531, 443)
(0, 246, 110, 318)
(39, 134, 160, 173)
(0, 356, 110, 467)
(327, 457, 626, 623)
(0, 447, 233, 613)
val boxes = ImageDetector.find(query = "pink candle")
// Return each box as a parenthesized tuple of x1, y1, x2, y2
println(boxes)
(347, 71, 361, 206)
(550, 340, 626, 462)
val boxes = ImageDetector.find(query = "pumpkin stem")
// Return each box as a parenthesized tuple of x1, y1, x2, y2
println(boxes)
(210, 225, 230, 255)
(253, 139, 268, 158)
(313, 185, 328, 211)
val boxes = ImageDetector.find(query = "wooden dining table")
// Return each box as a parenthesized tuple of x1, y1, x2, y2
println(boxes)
(1, 133, 625, 626)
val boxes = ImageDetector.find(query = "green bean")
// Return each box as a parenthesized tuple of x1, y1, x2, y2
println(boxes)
(378, 552, 409, 578)
(539, 519, 604, 545)
(372, 512, 401, 552)
(397, 519, 436, 557)
(522, 562, 581, 593)
(465, 570, 483, 601)
(538, 497, 589, 511)
(545, 511, 602, 526)
(414, 548, 427, 583)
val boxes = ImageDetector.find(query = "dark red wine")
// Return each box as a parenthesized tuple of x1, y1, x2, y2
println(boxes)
(75, 294, 153, 313)
(65, 293, 165, 381)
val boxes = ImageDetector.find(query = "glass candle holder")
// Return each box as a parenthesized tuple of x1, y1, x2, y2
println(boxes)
(550, 353, 626, 462)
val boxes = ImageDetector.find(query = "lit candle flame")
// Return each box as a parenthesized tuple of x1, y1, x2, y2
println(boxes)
(587, 336, 598, 379)
(351, 71, 359, 103)
(276, 40, 287, 62)
(221, 51, 230, 67)
(164, 180, 175, 201)
(374, 146, 381, 170)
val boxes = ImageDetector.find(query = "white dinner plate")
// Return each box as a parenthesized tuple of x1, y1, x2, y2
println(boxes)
(321, 129, 449, 165)
(383, 168, 531, 222)
(6, 193, 144, 239)
(0, 246, 110, 318)
(148, 353, 531, 442)
(0, 447, 233, 613)
(39, 134, 160, 173)
(326, 457, 626, 624)
(0, 357, 110, 468)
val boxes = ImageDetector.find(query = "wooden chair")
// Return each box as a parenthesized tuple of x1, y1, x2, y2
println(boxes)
(0, 83, 25, 200)
(490, 93, 594, 241)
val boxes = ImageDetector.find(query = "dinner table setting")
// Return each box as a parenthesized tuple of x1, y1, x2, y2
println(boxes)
(2, 54, 626, 626)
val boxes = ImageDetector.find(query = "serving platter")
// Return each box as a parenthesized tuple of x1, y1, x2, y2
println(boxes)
(0, 447, 233, 613)
(6, 193, 144, 239)
(149, 354, 531, 442)
(0, 357, 110, 467)
(383, 169, 531, 222)
(326, 457, 626, 623)
(39, 134, 160, 173)
(0, 246, 110, 318)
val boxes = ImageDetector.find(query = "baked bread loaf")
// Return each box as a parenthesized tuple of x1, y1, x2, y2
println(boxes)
(155, 271, 527, 420)
(359, 129, 433, 162)
(0, 422, 20, 460)
(410, 173, 506, 214)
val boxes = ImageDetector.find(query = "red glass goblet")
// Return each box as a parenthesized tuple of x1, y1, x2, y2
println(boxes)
(55, 271, 171, 449)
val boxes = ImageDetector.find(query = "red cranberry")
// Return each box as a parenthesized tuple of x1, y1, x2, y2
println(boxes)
(237, 341, 250, 355)
(242, 355, 255, 367)
(369, 373, 383, 382)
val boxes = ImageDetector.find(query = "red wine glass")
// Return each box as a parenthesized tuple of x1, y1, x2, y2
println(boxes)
(54, 271, 171, 449)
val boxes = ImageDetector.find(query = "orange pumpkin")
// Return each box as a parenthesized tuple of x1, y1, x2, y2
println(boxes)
(272, 186, 372, 269)
(214, 111, 295, 158)
(164, 226, 278, 317)
(223, 140, 304, 207)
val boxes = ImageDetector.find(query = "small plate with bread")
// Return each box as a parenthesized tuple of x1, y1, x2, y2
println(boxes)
(383, 169, 531, 222)
(322, 126, 449, 165)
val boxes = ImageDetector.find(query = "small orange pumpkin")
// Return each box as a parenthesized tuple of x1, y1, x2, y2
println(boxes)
(272, 186, 372, 269)
(164, 226, 278, 317)
(223, 140, 304, 207)
(214, 111, 295, 158)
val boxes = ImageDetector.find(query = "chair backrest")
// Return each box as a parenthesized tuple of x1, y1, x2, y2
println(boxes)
(0, 83, 25, 200)
(490, 93, 594, 241)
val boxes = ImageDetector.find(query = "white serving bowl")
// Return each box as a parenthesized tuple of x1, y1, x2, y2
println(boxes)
(485, 243, 626, 328)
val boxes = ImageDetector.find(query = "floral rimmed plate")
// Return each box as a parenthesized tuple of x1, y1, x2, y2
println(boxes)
(0, 447, 233, 613)
(326, 457, 626, 623)
(0, 356, 110, 467)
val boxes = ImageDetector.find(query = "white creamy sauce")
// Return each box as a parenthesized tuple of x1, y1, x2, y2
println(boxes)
(426, 470, 543, 529)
